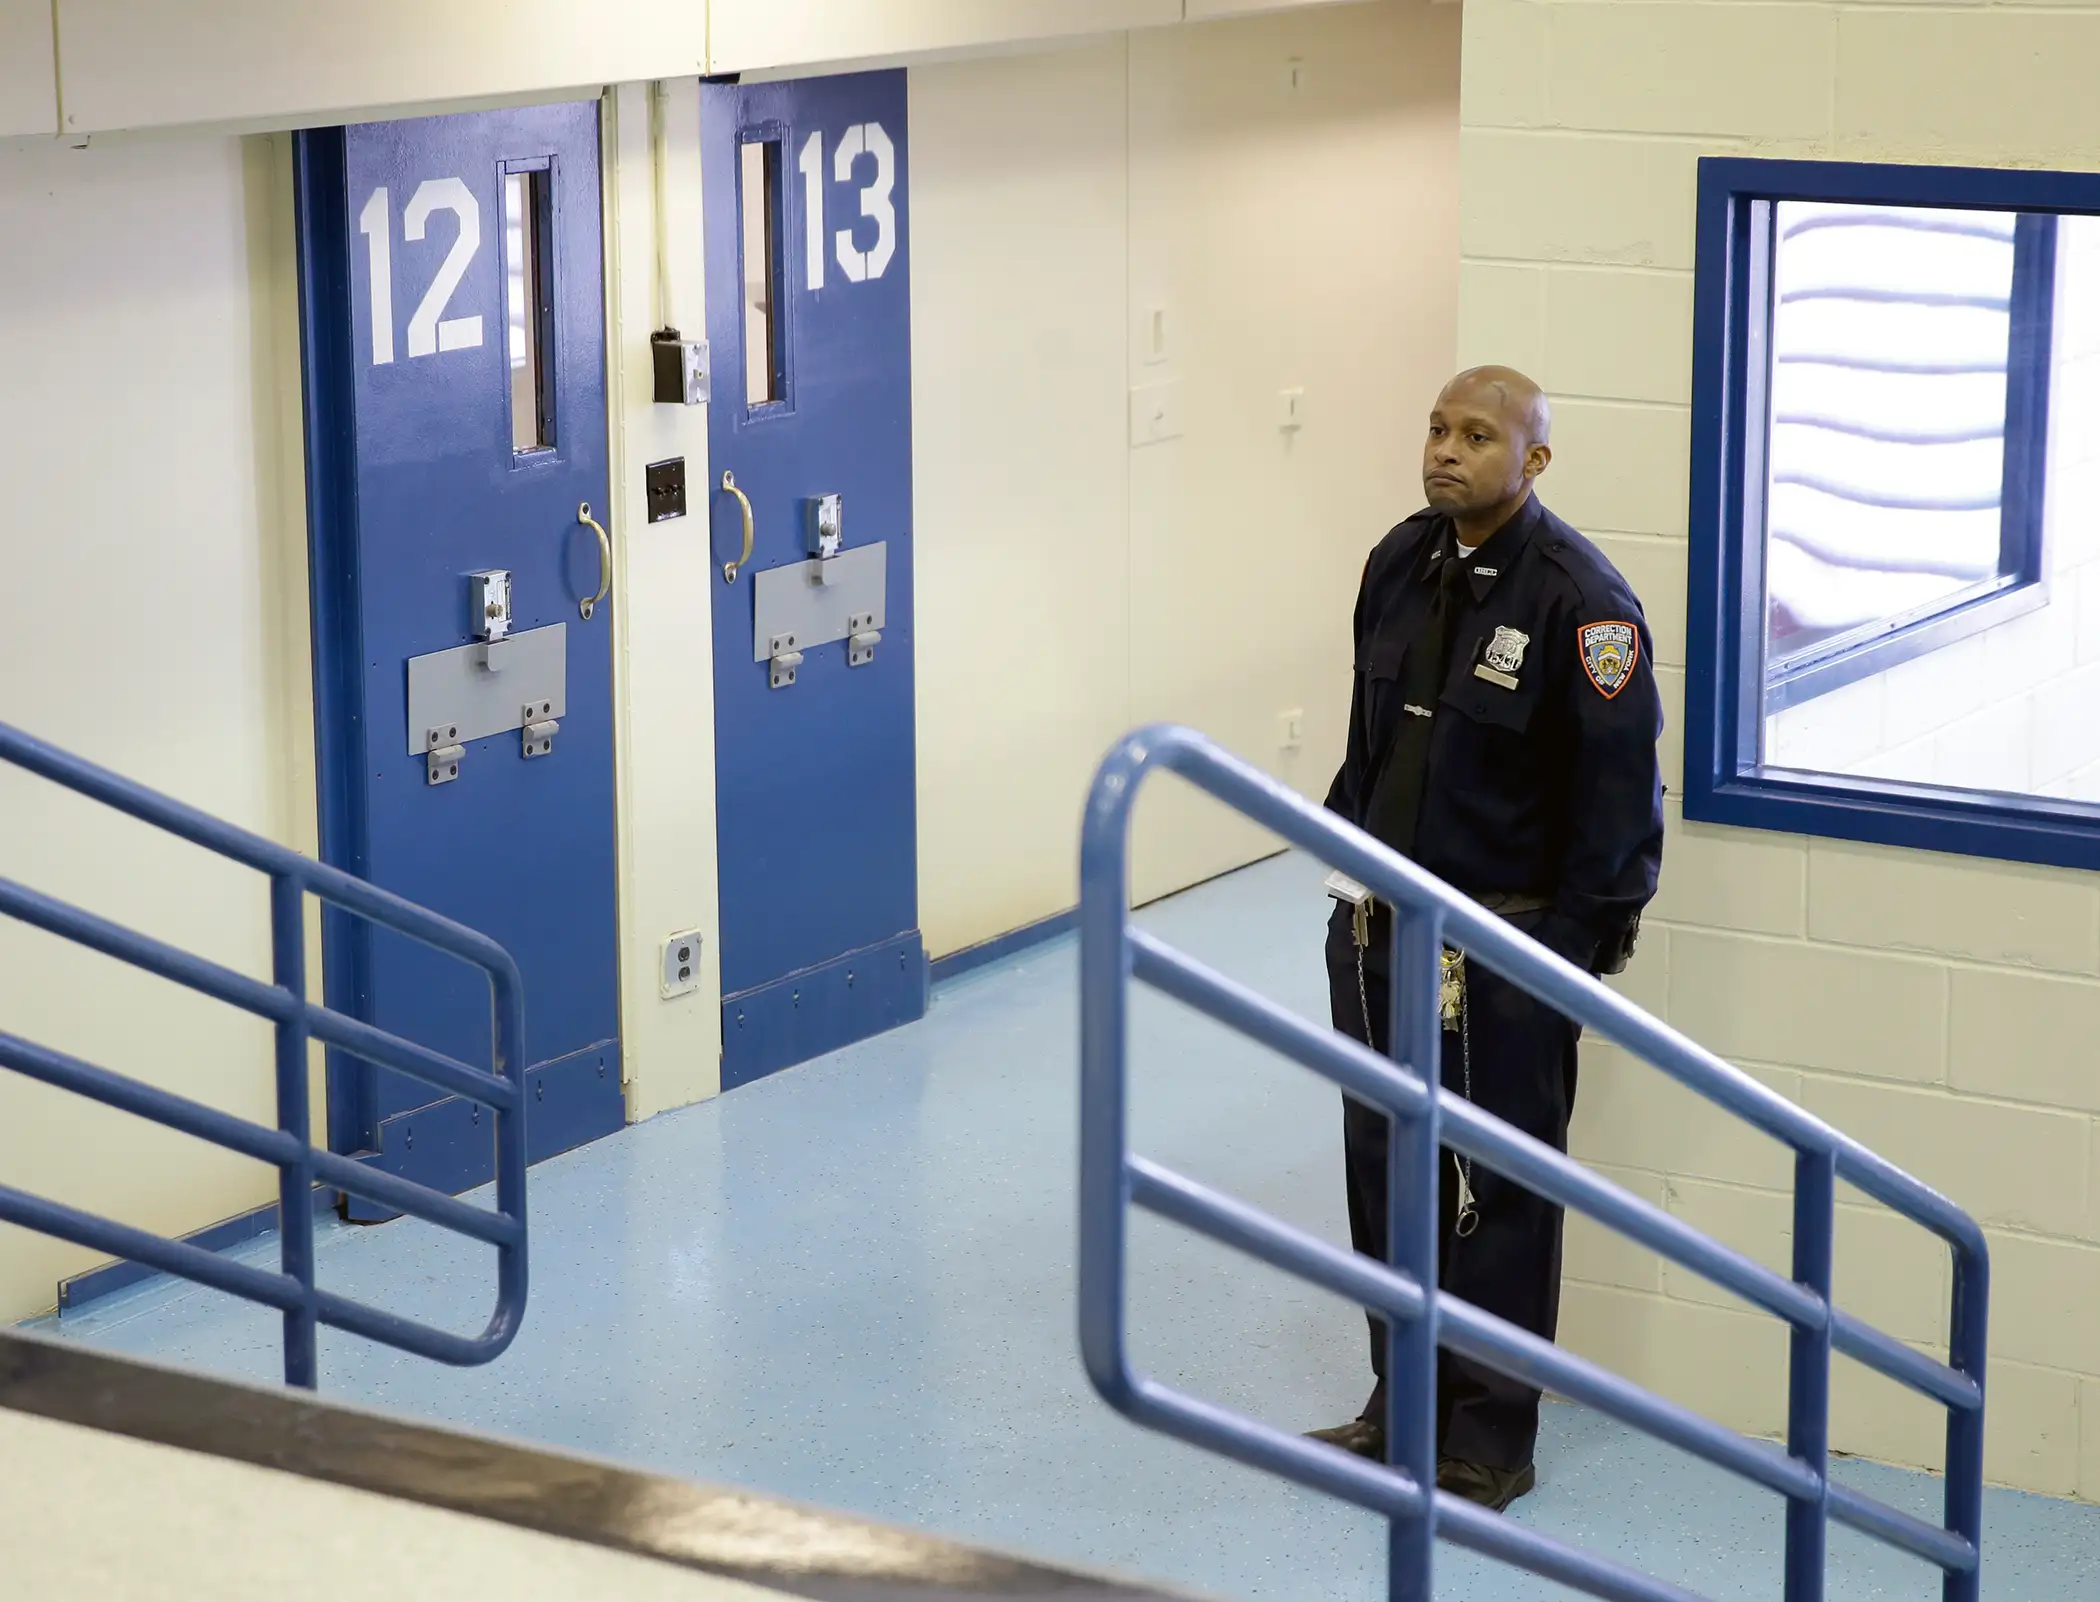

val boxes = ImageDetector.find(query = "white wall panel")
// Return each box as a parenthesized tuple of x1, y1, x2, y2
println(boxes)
(0, 0, 57, 136)
(911, 1, 1460, 954)
(0, 131, 298, 1318)
(1186, 0, 1365, 17)
(53, 0, 708, 134)
(601, 83, 726, 1119)
(910, 40, 1134, 959)
(708, 0, 1180, 76)
(1125, 2, 1460, 903)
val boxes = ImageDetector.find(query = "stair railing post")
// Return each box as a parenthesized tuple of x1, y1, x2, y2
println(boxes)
(1387, 902, 1441, 1601)
(270, 870, 318, 1389)
(1783, 1148, 1836, 1601)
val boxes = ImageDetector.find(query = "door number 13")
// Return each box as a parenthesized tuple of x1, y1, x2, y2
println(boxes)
(797, 123, 896, 291)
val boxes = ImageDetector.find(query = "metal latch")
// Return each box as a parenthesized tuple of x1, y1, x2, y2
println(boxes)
(768, 631, 803, 690)
(426, 725, 464, 786)
(809, 494, 843, 585)
(521, 700, 556, 758)
(848, 611, 879, 668)
(470, 570, 512, 640)
(471, 571, 514, 671)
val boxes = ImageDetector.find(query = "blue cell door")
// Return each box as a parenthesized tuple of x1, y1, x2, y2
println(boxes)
(702, 72, 923, 1089)
(296, 102, 625, 1208)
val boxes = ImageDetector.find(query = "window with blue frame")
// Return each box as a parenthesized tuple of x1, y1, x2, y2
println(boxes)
(1687, 159, 2100, 871)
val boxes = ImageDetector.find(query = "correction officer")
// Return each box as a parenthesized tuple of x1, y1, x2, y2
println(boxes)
(1307, 365, 1664, 1512)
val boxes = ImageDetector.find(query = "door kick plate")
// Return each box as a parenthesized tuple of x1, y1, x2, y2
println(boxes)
(405, 624, 567, 755)
(749, 543, 886, 664)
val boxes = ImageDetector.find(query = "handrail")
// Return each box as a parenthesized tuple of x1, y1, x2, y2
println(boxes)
(0, 719, 527, 1388)
(1077, 724, 1988, 1602)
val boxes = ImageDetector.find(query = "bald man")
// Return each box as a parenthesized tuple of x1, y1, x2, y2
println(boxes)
(1308, 368, 1664, 1510)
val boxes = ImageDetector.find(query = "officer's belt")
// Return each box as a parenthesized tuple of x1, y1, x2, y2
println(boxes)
(1361, 891, 1551, 918)
(1468, 891, 1553, 918)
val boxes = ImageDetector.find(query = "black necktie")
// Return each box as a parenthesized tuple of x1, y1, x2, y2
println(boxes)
(1363, 549, 1469, 859)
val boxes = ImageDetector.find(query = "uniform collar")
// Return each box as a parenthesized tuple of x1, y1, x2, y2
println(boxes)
(1422, 494, 1542, 603)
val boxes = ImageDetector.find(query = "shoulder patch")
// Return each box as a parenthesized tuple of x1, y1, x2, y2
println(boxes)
(1579, 621, 1639, 699)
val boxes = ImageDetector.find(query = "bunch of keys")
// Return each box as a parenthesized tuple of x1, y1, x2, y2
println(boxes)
(1438, 947, 1465, 1029)
(1324, 871, 1484, 1240)
(1324, 869, 1374, 948)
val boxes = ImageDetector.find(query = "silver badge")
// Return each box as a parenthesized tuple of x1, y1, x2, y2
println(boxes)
(1483, 626, 1529, 675)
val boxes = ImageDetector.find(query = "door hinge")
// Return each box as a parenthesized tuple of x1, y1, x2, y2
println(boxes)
(426, 725, 464, 786)
(848, 611, 880, 667)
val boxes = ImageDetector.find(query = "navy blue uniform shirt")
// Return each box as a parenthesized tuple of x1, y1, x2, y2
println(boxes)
(1324, 494, 1664, 972)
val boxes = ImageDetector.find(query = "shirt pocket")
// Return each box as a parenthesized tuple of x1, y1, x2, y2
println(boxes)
(1434, 668, 1548, 818)
(1360, 638, 1407, 681)
(1439, 673, 1540, 736)
(1360, 638, 1408, 734)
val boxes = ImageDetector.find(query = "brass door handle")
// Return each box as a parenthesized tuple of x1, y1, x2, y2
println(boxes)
(720, 470, 754, 584)
(578, 503, 612, 620)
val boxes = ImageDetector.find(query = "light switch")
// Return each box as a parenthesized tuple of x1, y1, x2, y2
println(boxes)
(1143, 304, 1171, 365)
(1130, 380, 1183, 448)
(1277, 387, 1306, 432)
(645, 457, 687, 523)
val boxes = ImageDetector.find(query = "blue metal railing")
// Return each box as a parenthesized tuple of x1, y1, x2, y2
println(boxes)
(0, 719, 527, 1389)
(1077, 725, 1988, 1602)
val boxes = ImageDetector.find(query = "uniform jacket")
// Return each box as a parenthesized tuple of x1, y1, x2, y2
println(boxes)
(1324, 494, 1664, 973)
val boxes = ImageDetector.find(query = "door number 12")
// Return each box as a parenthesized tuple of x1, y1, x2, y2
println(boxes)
(797, 123, 896, 292)
(358, 178, 484, 367)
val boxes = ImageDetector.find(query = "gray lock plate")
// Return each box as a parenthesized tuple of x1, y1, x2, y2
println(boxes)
(404, 623, 567, 755)
(749, 542, 887, 664)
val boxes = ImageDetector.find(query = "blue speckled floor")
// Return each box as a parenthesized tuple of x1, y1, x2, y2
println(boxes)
(31, 853, 2100, 1599)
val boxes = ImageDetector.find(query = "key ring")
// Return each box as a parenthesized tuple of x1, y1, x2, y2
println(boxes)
(1453, 949, 1481, 1239)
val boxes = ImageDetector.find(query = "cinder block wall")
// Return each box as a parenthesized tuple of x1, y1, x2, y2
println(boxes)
(1455, 0, 2100, 1499)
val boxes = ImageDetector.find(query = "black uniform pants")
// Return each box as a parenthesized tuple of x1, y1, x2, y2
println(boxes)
(1325, 912, 1578, 1471)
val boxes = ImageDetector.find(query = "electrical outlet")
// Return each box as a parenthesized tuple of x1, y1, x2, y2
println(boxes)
(661, 929, 703, 998)
(1279, 708, 1304, 750)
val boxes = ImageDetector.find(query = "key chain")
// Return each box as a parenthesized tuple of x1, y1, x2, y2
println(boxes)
(1447, 948, 1481, 1239)
(1358, 926, 1480, 1240)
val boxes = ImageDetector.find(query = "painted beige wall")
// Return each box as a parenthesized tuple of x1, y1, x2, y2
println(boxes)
(1458, 0, 2100, 1500)
(909, 39, 1137, 955)
(708, 0, 1180, 76)
(912, 0, 1460, 953)
(51, 1, 709, 135)
(0, 131, 313, 1324)
(602, 82, 727, 1120)
(35, 1, 1380, 140)
(0, 0, 56, 137)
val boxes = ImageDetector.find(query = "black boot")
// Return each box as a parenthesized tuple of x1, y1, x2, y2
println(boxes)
(1305, 1418, 1385, 1461)
(1437, 1457, 1536, 1511)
